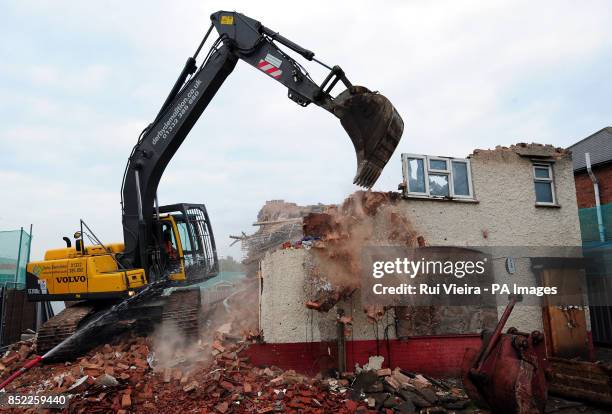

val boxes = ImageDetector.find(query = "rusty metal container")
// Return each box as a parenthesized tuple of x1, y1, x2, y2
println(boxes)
(462, 297, 548, 413)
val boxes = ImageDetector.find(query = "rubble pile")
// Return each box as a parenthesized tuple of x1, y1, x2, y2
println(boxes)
(1, 329, 366, 413)
(339, 365, 476, 413)
(1, 332, 487, 413)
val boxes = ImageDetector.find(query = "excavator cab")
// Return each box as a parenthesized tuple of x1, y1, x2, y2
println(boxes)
(154, 204, 218, 284)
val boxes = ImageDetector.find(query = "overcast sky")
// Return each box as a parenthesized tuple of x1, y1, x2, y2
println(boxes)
(1, 0, 611, 261)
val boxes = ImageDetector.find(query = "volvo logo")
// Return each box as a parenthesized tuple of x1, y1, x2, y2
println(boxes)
(56, 276, 86, 283)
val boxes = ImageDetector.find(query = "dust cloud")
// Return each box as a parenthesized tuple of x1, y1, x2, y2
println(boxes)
(149, 278, 259, 374)
(303, 191, 423, 318)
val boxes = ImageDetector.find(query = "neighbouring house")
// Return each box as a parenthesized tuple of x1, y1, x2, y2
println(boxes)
(568, 127, 612, 346)
(244, 144, 590, 377)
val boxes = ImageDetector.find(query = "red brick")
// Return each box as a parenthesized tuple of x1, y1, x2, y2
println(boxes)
(219, 380, 233, 391)
(121, 393, 131, 408)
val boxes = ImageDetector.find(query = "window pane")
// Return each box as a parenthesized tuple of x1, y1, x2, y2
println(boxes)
(535, 182, 553, 203)
(429, 159, 447, 170)
(177, 222, 193, 253)
(408, 158, 426, 192)
(452, 161, 470, 196)
(429, 174, 449, 196)
(534, 166, 550, 179)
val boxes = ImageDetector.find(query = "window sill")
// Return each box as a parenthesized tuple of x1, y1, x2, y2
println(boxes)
(403, 194, 479, 203)
(535, 203, 561, 208)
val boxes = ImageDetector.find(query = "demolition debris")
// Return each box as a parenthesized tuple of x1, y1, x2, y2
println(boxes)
(0, 320, 476, 413)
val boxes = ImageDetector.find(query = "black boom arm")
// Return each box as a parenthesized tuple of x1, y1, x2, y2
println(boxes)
(120, 11, 403, 270)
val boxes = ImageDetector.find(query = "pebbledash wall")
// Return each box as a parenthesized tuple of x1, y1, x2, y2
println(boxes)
(249, 145, 584, 376)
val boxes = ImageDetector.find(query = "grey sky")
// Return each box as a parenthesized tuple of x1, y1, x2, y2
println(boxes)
(1, 0, 611, 260)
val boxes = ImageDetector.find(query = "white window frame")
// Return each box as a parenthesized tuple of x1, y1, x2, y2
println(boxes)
(402, 153, 474, 199)
(402, 154, 428, 195)
(533, 163, 556, 205)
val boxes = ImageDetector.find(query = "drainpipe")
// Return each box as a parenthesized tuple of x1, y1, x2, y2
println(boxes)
(585, 153, 606, 242)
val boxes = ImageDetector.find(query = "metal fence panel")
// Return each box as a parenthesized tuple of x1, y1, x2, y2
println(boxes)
(0, 229, 32, 289)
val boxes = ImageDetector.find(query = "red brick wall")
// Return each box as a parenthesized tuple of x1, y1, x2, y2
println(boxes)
(244, 335, 482, 378)
(575, 163, 612, 208)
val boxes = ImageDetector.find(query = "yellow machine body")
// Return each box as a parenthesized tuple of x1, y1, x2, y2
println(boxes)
(26, 216, 187, 301)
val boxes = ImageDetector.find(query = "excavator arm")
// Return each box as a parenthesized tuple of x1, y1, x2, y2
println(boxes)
(120, 10, 404, 270)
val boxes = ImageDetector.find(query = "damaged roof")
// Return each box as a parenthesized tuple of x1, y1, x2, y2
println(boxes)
(471, 143, 570, 159)
(568, 127, 612, 171)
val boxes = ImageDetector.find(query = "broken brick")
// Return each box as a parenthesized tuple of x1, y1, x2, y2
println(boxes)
(219, 380, 234, 391)
(121, 392, 131, 408)
(215, 401, 229, 413)
(212, 340, 226, 353)
(163, 367, 172, 383)
(172, 369, 183, 381)
(1, 353, 19, 366)
(183, 381, 199, 393)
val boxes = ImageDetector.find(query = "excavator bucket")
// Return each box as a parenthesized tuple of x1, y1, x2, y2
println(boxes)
(334, 86, 404, 188)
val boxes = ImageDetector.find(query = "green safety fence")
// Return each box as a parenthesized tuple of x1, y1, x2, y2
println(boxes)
(0, 228, 32, 289)
(579, 204, 612, 244)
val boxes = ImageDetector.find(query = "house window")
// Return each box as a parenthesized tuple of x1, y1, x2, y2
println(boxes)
(533, 163, 555, 205)
(401, 154, 474, 199)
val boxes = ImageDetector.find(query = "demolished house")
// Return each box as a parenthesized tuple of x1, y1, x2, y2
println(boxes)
(1, 143, 609, 413)
(238, 200, 328, 278)
(247, 144, 593, 380)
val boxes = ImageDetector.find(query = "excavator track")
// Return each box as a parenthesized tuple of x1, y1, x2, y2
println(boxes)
(35, 288, 202, 361)
(36, 303, 96, 360)
(161, 289, 201, 339)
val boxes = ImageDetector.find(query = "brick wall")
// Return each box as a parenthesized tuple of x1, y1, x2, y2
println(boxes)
(575, 163, 612, 208)
(244, 336, 482, 377)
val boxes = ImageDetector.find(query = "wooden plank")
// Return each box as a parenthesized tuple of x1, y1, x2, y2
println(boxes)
(548, 358, 612, 408)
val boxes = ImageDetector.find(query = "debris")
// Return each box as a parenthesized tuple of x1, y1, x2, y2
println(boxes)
(121, 392, 131, 408)
(0, 303, 376, 413)
(183, 380, 198, 393)
(359, 355, 385, 372)
(0, 274, 519, 413)
(94, 373, 119, 387)
(68, 375, 90, 393)
(377, 368, 392, 377)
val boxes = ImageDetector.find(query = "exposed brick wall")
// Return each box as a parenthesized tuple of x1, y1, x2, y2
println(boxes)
(575, 163, 612, 208)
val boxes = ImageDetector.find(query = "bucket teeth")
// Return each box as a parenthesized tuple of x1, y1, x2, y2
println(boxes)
(353, 161, 382, 188)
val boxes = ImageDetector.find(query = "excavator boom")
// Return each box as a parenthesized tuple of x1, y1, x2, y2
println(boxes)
(120, 10, 404, 272)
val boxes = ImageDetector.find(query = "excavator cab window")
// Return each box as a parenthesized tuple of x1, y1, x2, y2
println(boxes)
(158, 220, 183, 280)
(161, 223, 179, 261)
(156, 204, 218, 284)
(176, 222, 193, 256)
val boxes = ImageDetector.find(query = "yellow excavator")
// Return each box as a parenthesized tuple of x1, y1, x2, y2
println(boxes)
(25, 10, 404, 359)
